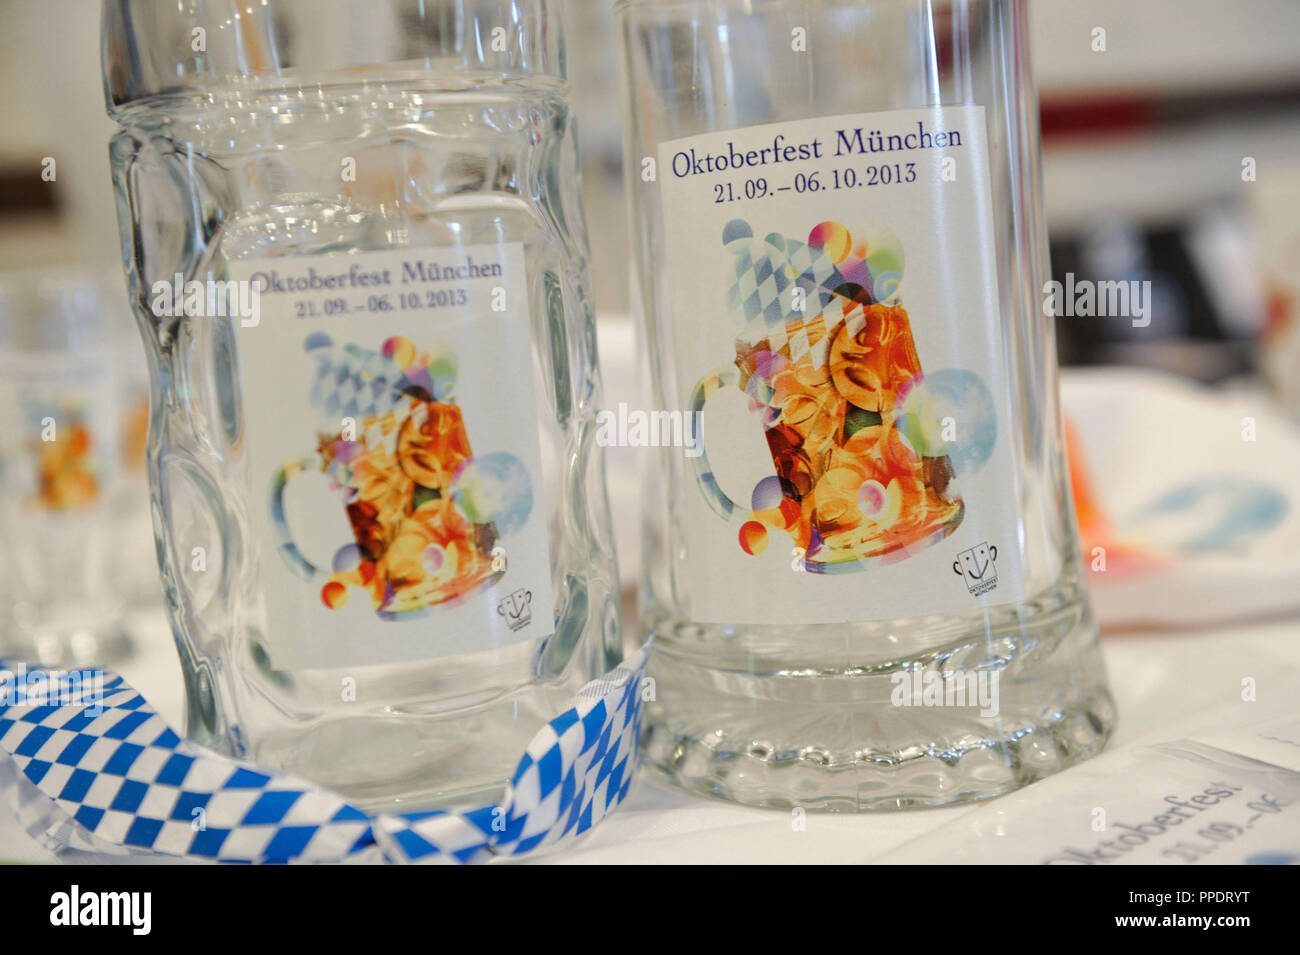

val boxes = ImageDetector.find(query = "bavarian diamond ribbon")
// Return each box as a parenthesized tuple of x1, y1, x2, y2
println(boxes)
(0, 642, 650, 864)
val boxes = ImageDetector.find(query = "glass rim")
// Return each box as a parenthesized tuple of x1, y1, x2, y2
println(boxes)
(102, 0, 569, 113)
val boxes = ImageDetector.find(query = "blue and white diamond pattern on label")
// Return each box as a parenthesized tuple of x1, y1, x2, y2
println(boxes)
(724, 224, 873, 366)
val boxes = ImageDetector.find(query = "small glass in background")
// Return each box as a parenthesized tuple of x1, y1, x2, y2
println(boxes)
(0, 269, 139, 665)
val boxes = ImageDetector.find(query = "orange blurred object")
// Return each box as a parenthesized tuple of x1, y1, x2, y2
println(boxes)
(1065, 417, 1161, 578)
(29, 420, 99, 512)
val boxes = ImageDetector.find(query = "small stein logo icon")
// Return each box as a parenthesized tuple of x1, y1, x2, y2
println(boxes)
(497, 588, 533, 632)
(953, 542, 998, 596)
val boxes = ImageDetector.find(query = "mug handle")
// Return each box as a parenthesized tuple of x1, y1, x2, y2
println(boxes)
(269, 453, 327, 580)
(687, 364, 748, 522)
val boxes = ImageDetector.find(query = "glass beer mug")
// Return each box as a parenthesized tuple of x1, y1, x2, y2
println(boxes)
(618, 0, 1115, 808)
(103, 0, 620, 809)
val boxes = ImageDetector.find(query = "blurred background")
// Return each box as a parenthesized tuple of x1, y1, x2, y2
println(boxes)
(1, 0, 1299, 642)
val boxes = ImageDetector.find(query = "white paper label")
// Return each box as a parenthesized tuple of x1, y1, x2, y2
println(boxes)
(230, 243, 553, 669)
(658, 106, 1027, 623)
(884, 740, 1300, 866)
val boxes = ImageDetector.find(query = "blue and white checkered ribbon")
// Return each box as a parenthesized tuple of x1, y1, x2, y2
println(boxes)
(0, 642, 649, 864)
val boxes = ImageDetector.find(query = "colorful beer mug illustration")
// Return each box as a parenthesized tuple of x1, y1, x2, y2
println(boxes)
(690, 220, 965, 573)
(270, 334, 533, 618)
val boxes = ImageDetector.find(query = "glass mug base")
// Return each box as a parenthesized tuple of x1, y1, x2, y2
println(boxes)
(179, 631, 606, 813)
(238, 697, 555, 812)
(641, 574, 1115, 811)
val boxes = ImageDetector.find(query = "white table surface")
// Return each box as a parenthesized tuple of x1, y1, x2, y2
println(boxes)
(3, 607, 1296, 864)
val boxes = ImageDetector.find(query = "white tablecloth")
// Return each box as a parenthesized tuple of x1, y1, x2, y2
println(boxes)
(3, 608, 1296, 864)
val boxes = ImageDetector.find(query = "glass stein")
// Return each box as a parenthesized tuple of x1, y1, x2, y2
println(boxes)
(102, 0, 620, 810)
(617, 0, 1115, 809)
